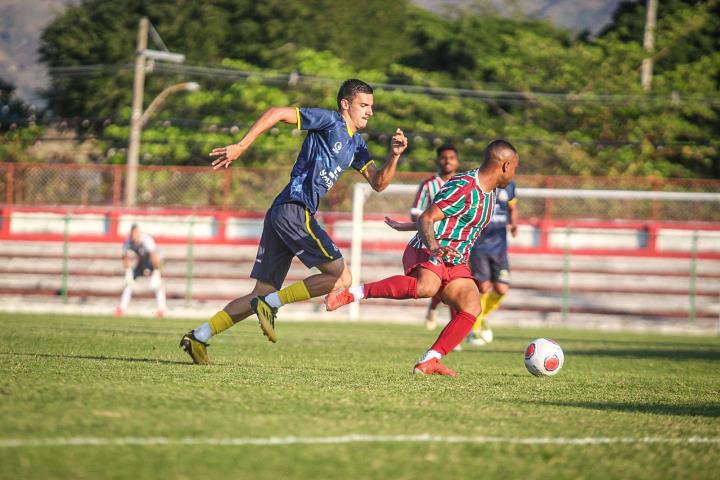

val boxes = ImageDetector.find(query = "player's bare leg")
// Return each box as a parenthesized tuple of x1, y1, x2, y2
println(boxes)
(414, 278, 481, 376)
(148, 253, 166, 318)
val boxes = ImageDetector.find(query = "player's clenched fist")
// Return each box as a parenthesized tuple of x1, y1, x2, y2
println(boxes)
(391, 128, 408, 156)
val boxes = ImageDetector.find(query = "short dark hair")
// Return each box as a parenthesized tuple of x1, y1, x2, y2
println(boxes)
(337, 79, 373, 110)
(436, 144, 457, 157)
(484, 139, 517, 163)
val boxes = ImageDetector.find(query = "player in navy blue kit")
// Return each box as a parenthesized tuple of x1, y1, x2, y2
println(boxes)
(466, 181, 518, 345)
(180, 79, 408, 364)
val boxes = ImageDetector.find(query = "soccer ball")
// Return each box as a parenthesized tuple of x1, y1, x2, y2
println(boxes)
(524, 338, 564, 377)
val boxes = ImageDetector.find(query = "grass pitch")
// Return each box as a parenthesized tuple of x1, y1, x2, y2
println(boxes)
(0, 313, 718, 480)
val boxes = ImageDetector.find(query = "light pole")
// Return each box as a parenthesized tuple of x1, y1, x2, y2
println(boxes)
(641, 0, 658, 92)
(124, 82, 199, 207)
(124, 17, 196, 207)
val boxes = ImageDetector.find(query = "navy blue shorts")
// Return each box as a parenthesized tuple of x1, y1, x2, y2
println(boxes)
(251, 202, 342, 290)
(470, 252, 511, 285)
(133, 256, 155, 279)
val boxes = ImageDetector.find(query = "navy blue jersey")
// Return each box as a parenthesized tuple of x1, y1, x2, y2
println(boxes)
(471, 181, 517, 255)
(272, 108, 374, 214)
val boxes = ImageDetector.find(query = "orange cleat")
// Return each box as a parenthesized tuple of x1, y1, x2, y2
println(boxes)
(155, 310, 165, 319)
(114, 307, 125, 317)
(324, 288, 356, 311)
(413, 358, 458, 377)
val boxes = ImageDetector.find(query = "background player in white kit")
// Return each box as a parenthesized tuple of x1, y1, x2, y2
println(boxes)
(115, 224, 167, 318)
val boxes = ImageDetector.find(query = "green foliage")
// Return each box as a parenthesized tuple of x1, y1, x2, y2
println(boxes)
(0, 78, 45, 162)
(34, 0, 720, 178)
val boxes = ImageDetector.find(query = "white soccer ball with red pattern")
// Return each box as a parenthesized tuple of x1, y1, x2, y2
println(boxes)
(524, 338, 564, 376)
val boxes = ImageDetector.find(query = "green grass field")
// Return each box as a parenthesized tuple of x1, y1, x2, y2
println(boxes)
(1, 313, 719, 480)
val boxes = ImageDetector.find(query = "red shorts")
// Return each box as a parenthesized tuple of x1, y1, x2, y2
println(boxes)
(402, 244, 478, 292)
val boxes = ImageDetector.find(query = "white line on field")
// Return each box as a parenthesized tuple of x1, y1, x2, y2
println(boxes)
(1, 435, 719, 448)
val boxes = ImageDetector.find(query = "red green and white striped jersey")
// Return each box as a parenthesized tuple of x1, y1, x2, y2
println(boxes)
(410, 175, 446, 217)
(409, 169, 496, 265)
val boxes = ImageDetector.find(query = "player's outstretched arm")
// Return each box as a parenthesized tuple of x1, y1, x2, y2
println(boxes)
(209, 107, 298, 170)
(384, 216, 417, 232)
(418, 205, 460, 259)
(361, 128, 408, 192)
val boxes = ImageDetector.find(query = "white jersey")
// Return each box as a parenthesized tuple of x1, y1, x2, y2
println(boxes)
(122, 233, 157, 261)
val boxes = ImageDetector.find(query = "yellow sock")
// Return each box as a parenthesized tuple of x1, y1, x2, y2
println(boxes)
(209, 310, 234, 335)
(472, 292, 491, 333)
(484, 290, 505, 318)
(277, 281, 311, 306)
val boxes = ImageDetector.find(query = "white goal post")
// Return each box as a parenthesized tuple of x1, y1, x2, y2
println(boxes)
(348, 182, 720, 321)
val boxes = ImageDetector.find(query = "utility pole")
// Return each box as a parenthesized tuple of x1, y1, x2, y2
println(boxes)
(641, 0, 658, 92)
(125, 17, 149, 207)
(124, 18, 188, 207)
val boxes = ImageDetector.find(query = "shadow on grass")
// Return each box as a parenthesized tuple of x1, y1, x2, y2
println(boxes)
(567, 348, 720, 361)
(481, 347, 720, 361)
(530, 399, 720, 418)
(0, 351, 190, 366)
(498, 335, 720, 350)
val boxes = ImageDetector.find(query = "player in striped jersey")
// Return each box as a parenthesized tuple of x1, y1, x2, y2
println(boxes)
(410, 145, 460, 331)
(325, 140, 519, 376)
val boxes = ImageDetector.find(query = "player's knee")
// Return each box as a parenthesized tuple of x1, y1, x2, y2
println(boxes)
(464, 298, 482, 317)
(479, 281, 492, 294)
(458, 291, 481, 316)
(494, 283, 509, 295)
(416, 281, 439, 298)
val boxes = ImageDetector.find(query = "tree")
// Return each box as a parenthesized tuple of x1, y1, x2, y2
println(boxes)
(35, 0, 720, 178)
(0, 77, 44, 162)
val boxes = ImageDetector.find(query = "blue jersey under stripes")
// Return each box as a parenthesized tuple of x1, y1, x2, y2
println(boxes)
(471, 181, 517, 255)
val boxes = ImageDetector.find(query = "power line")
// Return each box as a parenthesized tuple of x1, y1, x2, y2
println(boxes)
(45, 62, 720, 107)
(8, 115, 716, 149)
(154, 63, 720, 107)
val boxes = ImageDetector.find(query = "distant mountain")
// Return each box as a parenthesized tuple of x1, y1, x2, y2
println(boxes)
(1, 0, 631, 106)
(414, 0, 634, 35)
(0, 0, 75, 107)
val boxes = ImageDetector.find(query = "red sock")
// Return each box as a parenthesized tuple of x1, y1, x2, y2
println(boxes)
(363, 275, 418, 300)
(431, 311, 475, 355)
(429, 293, 443, 310)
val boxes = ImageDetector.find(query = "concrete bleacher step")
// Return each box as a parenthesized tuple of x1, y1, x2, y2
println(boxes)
(2, 275, 716, 320)
(2, 240, 719, 326)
